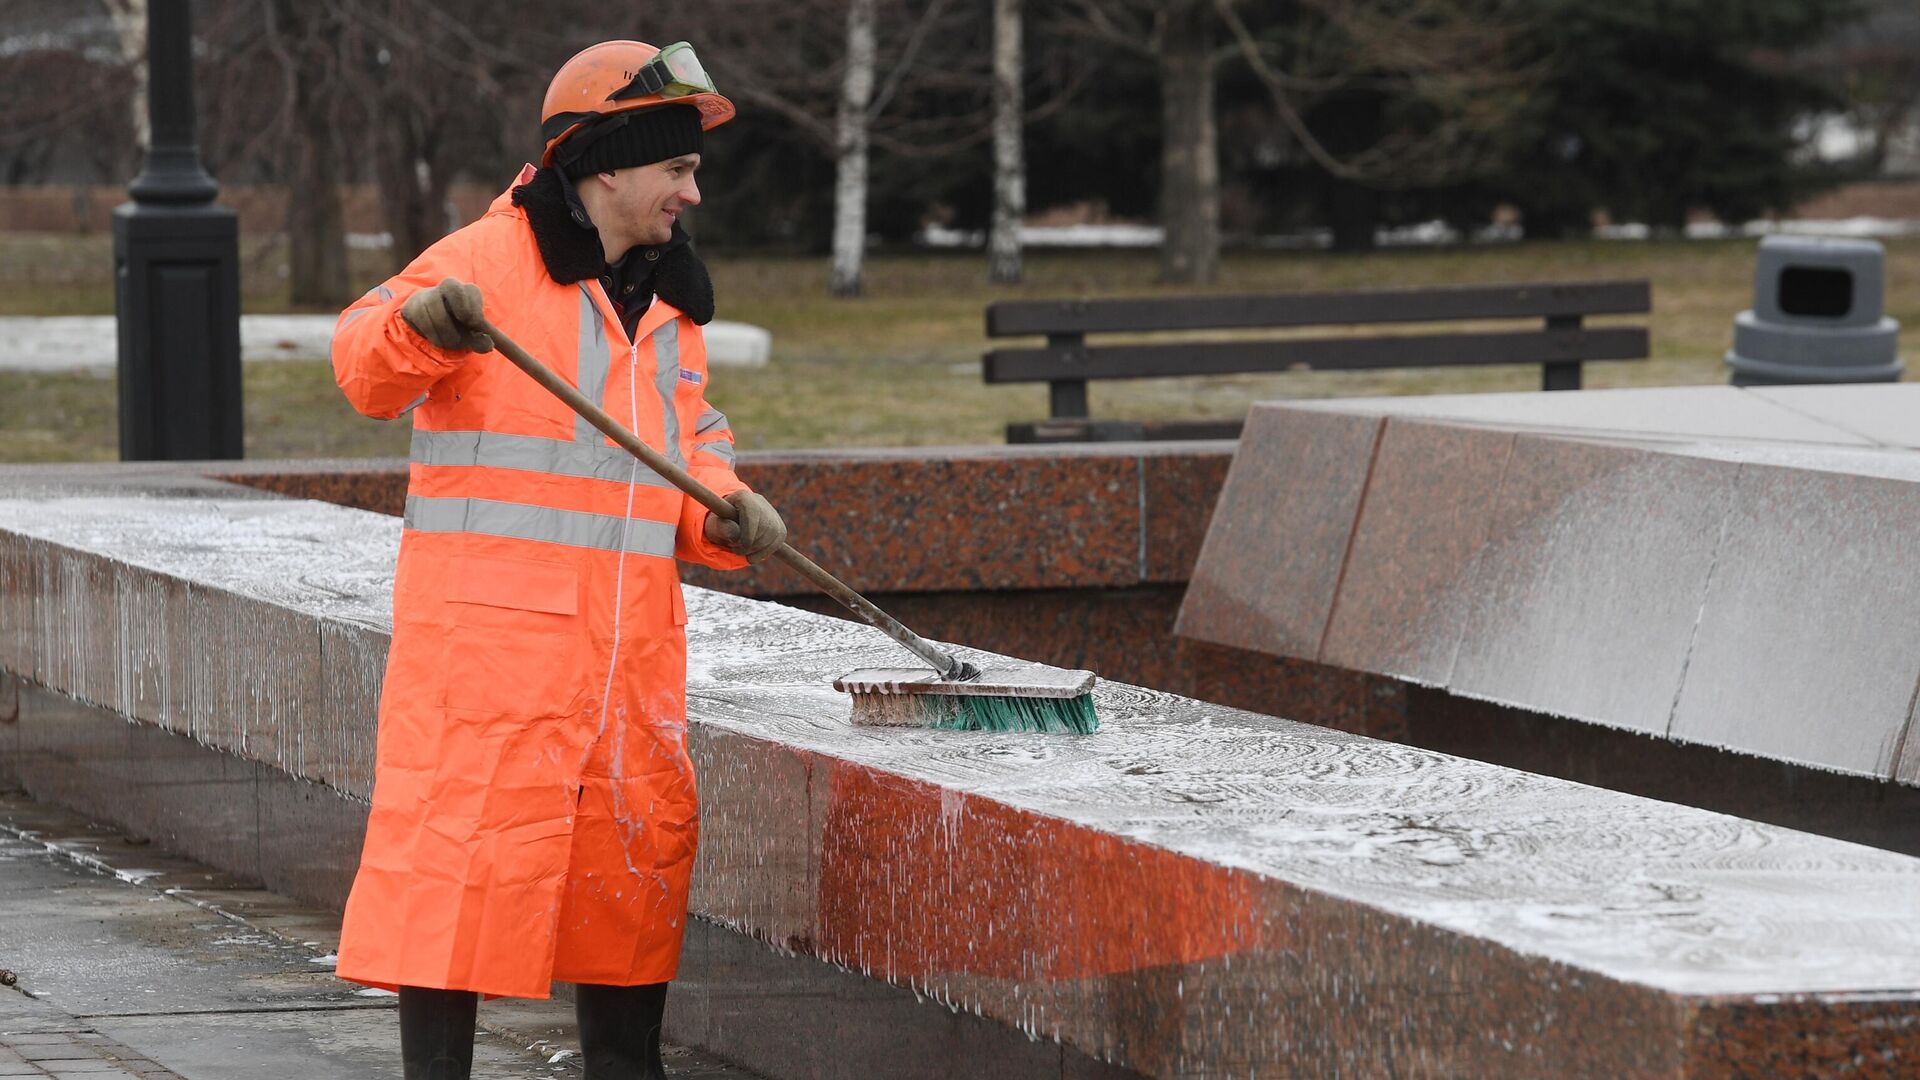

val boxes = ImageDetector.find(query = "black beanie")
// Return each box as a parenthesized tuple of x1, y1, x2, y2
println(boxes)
(559, 105, 704, 179)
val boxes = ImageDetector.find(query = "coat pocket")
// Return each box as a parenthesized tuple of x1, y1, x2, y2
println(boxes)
(447, 556, 579, 615)
(441, 555, 586, 717)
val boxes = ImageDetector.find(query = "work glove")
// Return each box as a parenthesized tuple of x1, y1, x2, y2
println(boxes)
(704, 491, 786, 564)
(400, 278, 494, 354)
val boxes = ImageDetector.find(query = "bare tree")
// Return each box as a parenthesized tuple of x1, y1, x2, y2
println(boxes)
(1056, 0, 1538, 277)
(1213, 0, 1540, 189)
(1160, 0, 1219, 284)
(988, 0, 1025, 284)
(100, 0, 148, 155)
(831, 0, 878, 296)
(1797, 2, 1920, 176)
(261, 0, 350, 307)
(0, 2, 140, 186)
(708, 0, 994, 296)
(1056, 0, 1219, 284)
(332, 0, 542, 264)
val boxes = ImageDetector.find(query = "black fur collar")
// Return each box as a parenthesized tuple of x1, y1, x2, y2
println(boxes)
(511, 167, 715, 325)
(512, 168, 603, 284)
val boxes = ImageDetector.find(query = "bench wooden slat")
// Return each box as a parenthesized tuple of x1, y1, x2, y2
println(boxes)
(985, 327, 1651, 383)
(986, 280, 1652, 337)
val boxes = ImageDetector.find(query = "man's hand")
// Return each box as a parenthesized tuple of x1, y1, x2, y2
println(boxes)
(704, 491, 786, 563)
(401, 278, 495, 354)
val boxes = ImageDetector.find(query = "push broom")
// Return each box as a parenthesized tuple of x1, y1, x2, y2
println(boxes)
(479, 318, 1099, 734)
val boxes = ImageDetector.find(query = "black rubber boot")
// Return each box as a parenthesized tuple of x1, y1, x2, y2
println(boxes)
(398, 985, 479, 1080)
(575, 981, 670, 1080)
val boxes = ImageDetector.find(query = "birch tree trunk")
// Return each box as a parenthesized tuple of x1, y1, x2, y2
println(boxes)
(987, 0, 1025, 284)
(830, 0, 877, 298)
(103, 0, 149, 158)
(1157, 0, 1218, 285)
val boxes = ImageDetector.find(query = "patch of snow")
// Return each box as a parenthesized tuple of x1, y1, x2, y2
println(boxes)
(0, 314, 775, 371)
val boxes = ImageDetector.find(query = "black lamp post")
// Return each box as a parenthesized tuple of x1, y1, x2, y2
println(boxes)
(114, 0, 242, 460)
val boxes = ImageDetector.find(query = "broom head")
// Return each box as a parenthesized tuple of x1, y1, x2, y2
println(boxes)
(835, 666, 1099, 734)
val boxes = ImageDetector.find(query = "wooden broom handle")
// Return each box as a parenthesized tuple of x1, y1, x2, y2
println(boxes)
(478, 319, 974, 680)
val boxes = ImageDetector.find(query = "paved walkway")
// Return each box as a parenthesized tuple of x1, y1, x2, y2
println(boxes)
(0, 316, 770, 372)
(0, 1011, 185, 1078)
(0, 791, 756, 1080)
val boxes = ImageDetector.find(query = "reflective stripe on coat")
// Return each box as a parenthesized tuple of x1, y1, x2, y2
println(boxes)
(330, 166, 748, 999)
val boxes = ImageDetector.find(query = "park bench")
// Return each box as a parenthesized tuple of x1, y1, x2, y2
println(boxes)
(983, 279, 1652, 442)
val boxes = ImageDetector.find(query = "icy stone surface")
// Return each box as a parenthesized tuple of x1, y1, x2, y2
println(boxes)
(1, 492, 1916, 990)
(1285, 384, 1888, 445)
(680, 585, 1920, 998)
(3, 490, 1919, 1074)
(1185, 385, 1920, 783)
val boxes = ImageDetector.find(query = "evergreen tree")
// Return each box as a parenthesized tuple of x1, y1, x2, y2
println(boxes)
(1501, 0, 1867, 235)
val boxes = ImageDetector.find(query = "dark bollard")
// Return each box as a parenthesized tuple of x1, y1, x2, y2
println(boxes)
(113, 0, 242, 461)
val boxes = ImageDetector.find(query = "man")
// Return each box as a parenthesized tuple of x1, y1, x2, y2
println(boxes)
(329, 39, 785, 1080)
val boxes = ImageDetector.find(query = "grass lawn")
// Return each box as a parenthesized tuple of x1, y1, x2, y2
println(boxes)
(6, 233, 1919, 462)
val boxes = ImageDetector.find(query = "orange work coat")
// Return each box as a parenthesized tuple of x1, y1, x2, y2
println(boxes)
(330, 166, 749, 999)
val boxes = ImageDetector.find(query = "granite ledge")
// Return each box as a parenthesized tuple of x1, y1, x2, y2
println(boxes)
(1, 490, 1916, 1077)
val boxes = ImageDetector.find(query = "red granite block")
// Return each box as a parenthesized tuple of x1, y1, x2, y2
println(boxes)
(688, 451, 1146, 596)
(223, 451, 1226, 600)
(316, 619, 386, 799)
(814, 761, 1267, 990)
(1684, 994, 1920, 1079)
(29, 543, 123, 711)
(216, 467, 408, 517)
(0, 531, 37, 679)
(1448, 435, 1735, 737)
(118, 564, 178, 733)
(688, 725, 821, 951)
(5, 479, 1918, 1078)
(1320, 418, 1514, 685)
(1175, 406, 1384, 658)
(1041, 894, 1692, 1078)
(1167, 637, 1408, 740)
(1670, 462, 1920, 777)
(185, 590, 325, 769)
(1140, 447, 1233, 583)
(798, 753, 1746, 1078)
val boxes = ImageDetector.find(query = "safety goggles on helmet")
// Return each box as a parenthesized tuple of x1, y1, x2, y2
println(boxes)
(608, 42, 716, 102)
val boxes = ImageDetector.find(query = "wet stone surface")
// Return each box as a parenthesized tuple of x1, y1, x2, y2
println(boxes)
(0, 792, 757, 1079)
(1183, 384, 1920, 784)
(2, 487, 1919, 1075)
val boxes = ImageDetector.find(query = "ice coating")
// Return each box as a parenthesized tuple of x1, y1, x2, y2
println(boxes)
(1183, 386, 1920, 789)
(679, 586, 1920, 998)
(2, 490, 1918, 1071)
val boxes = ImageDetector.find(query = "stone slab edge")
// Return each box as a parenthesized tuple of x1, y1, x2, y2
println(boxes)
(1177, 399, 1920, 786)
(3, 493, 1918, 1079)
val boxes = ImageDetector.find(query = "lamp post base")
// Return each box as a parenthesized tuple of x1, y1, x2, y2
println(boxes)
(113, 201, 244, 461)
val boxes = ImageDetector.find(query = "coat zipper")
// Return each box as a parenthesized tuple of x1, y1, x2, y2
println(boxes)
(599, 332, 645, 730)
(592, 305, 641, 764)
(589, 298, 659, 882)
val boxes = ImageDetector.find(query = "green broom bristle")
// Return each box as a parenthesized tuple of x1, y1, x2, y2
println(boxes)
(929, 692, 1100, 734)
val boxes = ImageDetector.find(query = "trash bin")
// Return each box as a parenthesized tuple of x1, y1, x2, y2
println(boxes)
(1725, 235, 1902, 385)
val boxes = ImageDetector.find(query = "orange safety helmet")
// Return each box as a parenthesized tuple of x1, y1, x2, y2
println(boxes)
(540, 40, 736, 168)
